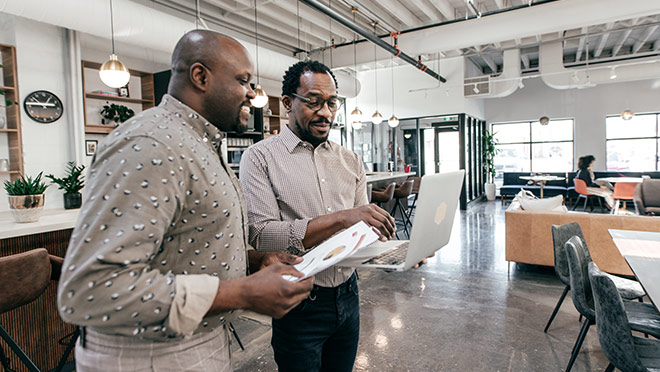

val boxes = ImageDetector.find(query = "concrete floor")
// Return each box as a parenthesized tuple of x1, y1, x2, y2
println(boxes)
(231, 200, 612, 372)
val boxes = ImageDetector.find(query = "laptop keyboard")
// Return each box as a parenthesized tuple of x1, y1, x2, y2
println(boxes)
(363, 242, 409, 265)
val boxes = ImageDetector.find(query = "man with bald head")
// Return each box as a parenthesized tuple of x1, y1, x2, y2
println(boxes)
(58, 30, 313, 371)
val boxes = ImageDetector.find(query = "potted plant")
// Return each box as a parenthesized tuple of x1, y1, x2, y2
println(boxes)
(100, 102, 135, 126)
(4, 172, 49, 222)
(483, 130, 499, 201)
(46, 161, 85, 209)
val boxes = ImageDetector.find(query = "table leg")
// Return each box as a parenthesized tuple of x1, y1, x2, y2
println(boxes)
(540, 182, 545, 199)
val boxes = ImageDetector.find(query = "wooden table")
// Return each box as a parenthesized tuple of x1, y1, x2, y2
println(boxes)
(519, 175, 564, 198)
(609, 229, 660, 312)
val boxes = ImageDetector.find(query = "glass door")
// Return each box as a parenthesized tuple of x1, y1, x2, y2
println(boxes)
(436, 129, 460, 173)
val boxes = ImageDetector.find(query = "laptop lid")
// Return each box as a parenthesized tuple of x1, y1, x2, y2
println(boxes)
(402, 170, 465, 269)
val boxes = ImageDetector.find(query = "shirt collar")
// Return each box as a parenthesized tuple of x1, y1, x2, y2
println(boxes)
(280, 122, 333, 153)
(159, 94, 225, 150)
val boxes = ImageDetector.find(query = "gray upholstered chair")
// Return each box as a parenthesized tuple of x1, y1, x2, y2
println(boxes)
(545, 223, 645, 333)
(564, 237, 660, 372)
(588, 262, 660, 372)
(634, 179, 660, 216)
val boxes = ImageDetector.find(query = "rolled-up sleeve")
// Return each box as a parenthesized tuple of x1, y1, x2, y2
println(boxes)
(239, 146, 310, 254)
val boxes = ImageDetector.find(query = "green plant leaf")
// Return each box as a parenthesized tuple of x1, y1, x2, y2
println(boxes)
(4, 172, 49, 195)
(46, 161, 85, 193)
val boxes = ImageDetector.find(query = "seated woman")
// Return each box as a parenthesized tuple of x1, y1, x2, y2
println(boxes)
(576, 155, 614, 208)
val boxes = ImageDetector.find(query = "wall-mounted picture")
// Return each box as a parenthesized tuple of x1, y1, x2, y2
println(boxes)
(85, 140, 98, 156)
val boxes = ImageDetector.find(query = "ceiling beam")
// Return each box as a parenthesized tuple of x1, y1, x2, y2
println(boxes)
(575, 27, 588, 61)
(273, 0, 355, 42)
(408, 0, 444, 23)
(632, 25, 659, 54)
(521, 53, 530, 69)
(374, 0, 421, 28)
(493, 0, 506, 10)
(427, 0, 454, 21)
(594, 22, 613, 57)
(481, 54, 498, 71)
(349, 0, 404, 31)
(611, 28, 632, 56)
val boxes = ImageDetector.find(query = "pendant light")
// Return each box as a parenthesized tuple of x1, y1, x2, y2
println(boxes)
(388, 55, 399, 128)
(370, 21, 383, 125)
(621, 110, 634, 120)
(250, 0, 268, 108)
(350, 7, 363, 130)
(99, 0, 130, 89)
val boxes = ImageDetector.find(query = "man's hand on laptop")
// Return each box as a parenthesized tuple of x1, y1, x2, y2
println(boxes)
(340, 204, 396, 241)
(412, 253, 436, 269)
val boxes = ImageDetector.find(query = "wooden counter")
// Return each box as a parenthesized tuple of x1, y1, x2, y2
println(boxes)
(0, 209, 79, 371)
(365, 172, 415, 189)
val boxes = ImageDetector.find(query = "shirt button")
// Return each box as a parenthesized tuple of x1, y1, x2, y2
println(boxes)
(321, 179, 326, 183)
(327, 207, 332, 212)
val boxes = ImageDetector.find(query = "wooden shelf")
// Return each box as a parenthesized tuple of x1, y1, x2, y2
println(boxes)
(85, 124, 116, 134)
(264, 114, 288, 119)
(0, 170, 19, 175)
(0, 43, 24, 178)
(0, 85, 15, 91)
(85, 93, 152, 104)
(227, 147, 249, 151)
(0, 129, 18, 133)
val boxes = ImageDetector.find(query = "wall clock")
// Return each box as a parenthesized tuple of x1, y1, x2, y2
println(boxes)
(23, 90, 63, 124)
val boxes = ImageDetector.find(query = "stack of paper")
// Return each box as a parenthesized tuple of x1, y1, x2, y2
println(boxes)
(283, 221, 379, 281)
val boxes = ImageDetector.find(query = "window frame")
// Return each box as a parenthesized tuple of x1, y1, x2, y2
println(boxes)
(605, 112, 660, 171)
(491, 118, 575, 174)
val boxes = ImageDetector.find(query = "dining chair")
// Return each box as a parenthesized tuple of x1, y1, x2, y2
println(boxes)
(588, 262, 660, 372)
(545, 223, 645, 333)
(573, 178, 606, 212)
(405, 176, 422, 220)
(371, 183, 396, 208)
(0, 249, 79, 372)
(611, 182, 636, 215)
(563, 237, 660, 372)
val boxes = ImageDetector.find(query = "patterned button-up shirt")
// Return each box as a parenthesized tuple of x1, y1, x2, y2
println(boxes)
(58, 94, 248, 341)
(239, 123, 368, 287)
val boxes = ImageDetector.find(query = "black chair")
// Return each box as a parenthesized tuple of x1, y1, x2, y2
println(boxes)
(545, 223, 645, 333)
(563, 237, 660, 372)
(405, 176, 421, 219)
(391, 180, 414, 239)
(588, 262, 660, 372)
(0, 249, 78, 372)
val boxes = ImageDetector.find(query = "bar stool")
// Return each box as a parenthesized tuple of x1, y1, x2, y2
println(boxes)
(0, 249, 78, 372)
(371, 183, 396, 208)
(406, 177, 422, 220)
(391, 180, 414, 239)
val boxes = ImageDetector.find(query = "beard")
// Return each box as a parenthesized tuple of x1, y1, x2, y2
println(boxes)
(295, 119, 331, 147)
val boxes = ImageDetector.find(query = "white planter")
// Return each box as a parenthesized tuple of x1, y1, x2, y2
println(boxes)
(485, 183, 496, 201)
(8, 194, 45, 223)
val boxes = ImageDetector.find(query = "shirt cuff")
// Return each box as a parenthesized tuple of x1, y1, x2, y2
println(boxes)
(289, 218, 311, 254)
(167, 274, 219, 337)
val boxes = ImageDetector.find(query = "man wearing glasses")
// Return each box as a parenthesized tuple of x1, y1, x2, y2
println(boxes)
(239, 60, 396, 372)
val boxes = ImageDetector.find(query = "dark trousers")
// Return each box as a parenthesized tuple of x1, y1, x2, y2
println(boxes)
(272, 273, 360, 372)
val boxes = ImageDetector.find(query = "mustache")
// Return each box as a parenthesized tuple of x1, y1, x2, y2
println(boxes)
(310, 119, 332, 125)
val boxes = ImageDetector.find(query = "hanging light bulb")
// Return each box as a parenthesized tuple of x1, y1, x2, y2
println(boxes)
(350, 8, 362, 130)
(621, 110, 634, 120)
(370, 21, 382, 125)
(100, 0, 130, 88)
(351, 107, 363, 130)
(388, 114, 399, 128)
(251, 85, 268, 108)
(249, 0, 268, 108)
(539, 116, 550, 125)
(372, 111, 383, 125)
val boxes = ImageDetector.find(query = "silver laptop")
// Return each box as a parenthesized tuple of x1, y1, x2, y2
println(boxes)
(338, 170, 465, 271)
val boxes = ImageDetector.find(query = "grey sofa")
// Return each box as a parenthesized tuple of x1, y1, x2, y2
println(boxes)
(634, 179, 660, 215)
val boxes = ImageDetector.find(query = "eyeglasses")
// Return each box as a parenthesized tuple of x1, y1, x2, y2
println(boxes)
(291, 93, 343, 113)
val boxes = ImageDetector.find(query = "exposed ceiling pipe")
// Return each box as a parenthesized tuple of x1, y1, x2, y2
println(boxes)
(299, 0, 447, 83)
(539, 38, 660, 89)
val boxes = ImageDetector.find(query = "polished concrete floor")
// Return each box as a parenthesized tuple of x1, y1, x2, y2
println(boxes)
(231, 200, 612, 372)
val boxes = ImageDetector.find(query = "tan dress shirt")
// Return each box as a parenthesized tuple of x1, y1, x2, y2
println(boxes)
(58, 94, 248, 341)
(239, 123, 368, 287)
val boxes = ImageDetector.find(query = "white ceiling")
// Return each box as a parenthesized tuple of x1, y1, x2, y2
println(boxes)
(135, 0, 660, 76)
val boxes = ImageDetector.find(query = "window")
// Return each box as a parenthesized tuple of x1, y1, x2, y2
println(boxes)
(492, 119, 574, 180)
(606, 113, 659, 171)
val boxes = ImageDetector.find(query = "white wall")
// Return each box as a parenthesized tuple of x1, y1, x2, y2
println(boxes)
(484, 77, 660, 170)
(346, 56, 485, 122)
